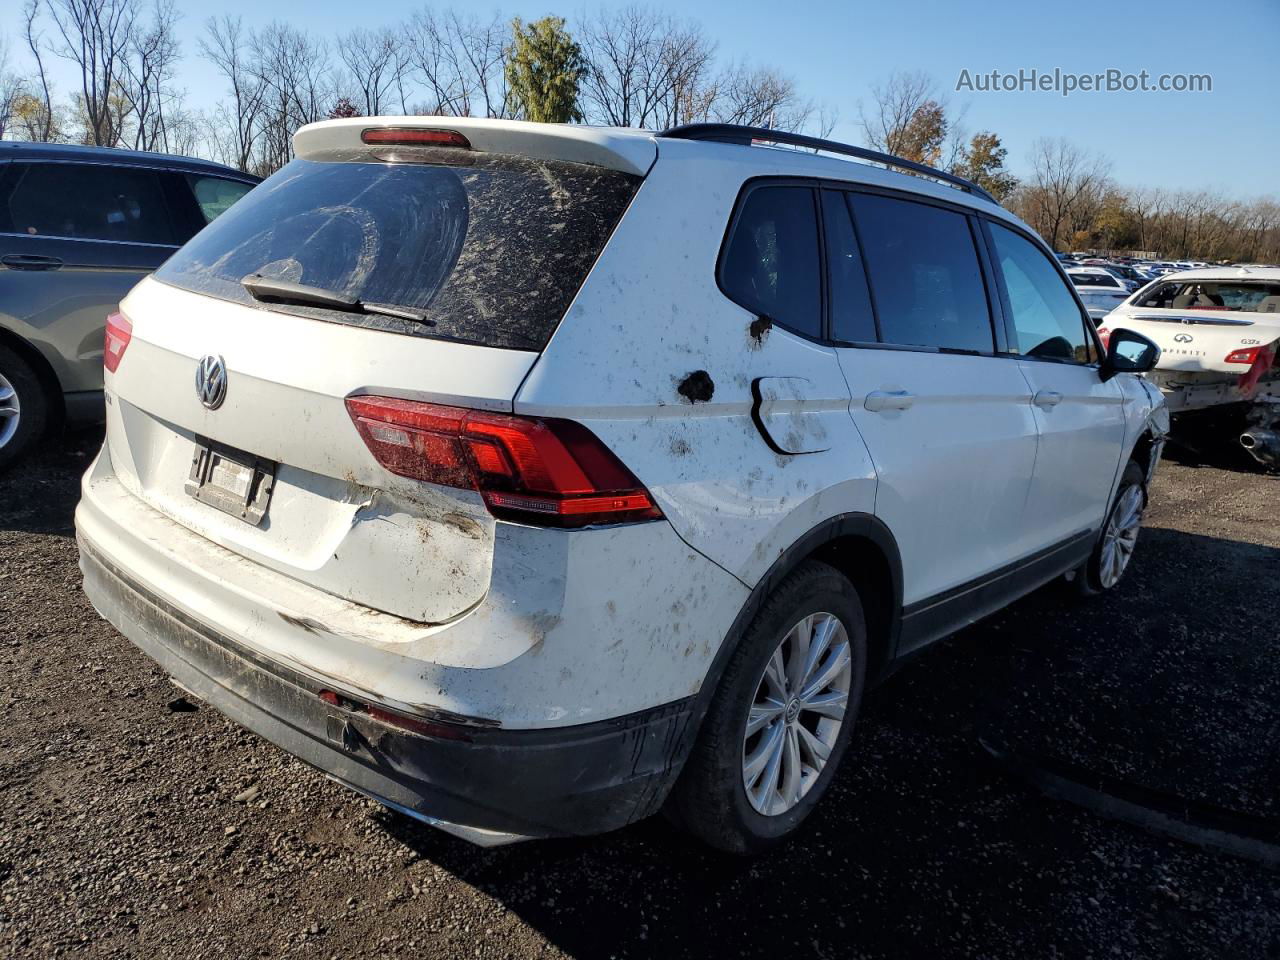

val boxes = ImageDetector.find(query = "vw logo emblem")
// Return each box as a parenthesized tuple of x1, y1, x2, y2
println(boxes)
(1173, 333, 1194, 343)
(195, 354, 227, 410)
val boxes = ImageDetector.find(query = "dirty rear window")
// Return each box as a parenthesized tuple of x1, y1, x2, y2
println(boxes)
(155, 151, 640, 350)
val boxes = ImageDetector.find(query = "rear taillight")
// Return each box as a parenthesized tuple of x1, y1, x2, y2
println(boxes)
(361, 128, 471, 149)
(345, 396, 663, 528)
(1096, 327, 1111, 350)
(1225, 347, 1262, 365)
(103, 311, 132, 373)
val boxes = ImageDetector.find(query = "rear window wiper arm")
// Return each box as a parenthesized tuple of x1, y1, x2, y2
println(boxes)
(240, 274, 435, 326)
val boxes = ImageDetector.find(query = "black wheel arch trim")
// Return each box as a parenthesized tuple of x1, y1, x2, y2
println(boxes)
(687, 513, 903, 724)
(0, 325, 65, 429)
(659, 512, 904, 809)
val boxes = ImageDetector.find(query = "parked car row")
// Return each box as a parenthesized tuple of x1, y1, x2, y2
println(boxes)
(0, 142, 259, 469)
(59, 117, 1169, 854)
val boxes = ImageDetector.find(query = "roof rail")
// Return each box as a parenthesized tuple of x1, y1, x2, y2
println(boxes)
(658, 123, 998, 205)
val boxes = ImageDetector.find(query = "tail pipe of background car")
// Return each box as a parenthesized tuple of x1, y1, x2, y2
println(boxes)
(1239, 428, 1280, 467)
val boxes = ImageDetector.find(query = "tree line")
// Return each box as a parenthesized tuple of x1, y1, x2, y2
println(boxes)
(0, 3, 832, 173)
(1, 4, 1275, 264)
(1011, 136, 1280, 264)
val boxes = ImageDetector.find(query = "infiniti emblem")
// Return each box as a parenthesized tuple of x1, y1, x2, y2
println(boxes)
(1173, 333, 1194, 343)
(195, 354, 227, 410)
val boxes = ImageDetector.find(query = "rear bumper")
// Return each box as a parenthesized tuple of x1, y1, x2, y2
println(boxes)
(62, 389, 105, 426)
(1151, 369, 1280, 414)
(79, 535, 695, 842)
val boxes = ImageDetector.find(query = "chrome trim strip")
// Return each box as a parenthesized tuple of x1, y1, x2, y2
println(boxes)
(1130, 314, 1254, 327)
(0, 230, 180, 250)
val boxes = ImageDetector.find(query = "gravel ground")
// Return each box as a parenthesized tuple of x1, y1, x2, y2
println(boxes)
(977, 442, 1280, 824)
(2, 429, 1279, 959)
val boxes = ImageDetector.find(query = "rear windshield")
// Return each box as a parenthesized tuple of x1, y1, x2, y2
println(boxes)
(155, 151, 640, 350)
(1136, 280, 1280, 314)
(1068, 272, 1120, 288)
(1078, 289, 1128, 304)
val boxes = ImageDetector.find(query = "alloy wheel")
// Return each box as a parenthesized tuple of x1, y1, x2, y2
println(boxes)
(741, 612, 851, 816)
(1099, 483, 1144, 589)
(0, 372, 20, 450)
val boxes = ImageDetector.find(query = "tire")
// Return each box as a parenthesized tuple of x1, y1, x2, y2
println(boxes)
(667, 560, 868, 854)
(0, 343, 50, 472)
(1075, 460, 1146, 596)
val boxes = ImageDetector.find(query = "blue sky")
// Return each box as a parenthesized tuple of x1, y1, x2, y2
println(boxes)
(4, 0, 1277, 196)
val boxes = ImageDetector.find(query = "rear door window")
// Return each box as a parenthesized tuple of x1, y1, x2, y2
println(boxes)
(821, 190, 877, 344)
(849, 193, 994, 352)
(2, 162, 176, 246)
(720, 185, 822, 340)
(187, 175, 255, 224)
(989, 222, 1094, 363)
(156, 153, 639, 351)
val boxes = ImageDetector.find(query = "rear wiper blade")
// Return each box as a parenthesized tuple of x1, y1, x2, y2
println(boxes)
(240, 274, 435, 326)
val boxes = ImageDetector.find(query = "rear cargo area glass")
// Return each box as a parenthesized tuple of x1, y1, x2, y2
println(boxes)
(155, 152, 639, 350)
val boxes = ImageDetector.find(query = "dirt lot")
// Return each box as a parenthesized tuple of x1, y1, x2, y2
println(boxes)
(2, 430, 1278, 959)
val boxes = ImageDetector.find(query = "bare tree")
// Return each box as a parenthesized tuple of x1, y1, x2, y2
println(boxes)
(1236, 198, 1280, 263)
(1126, 186, 1167, 253)
(21, 0, 58, 141)
(199, 16, 265, 172)
(47, 0, 140, 146)
(576, 7, 715, 129)
(251, 22, 333, 174)
(160, 104, 199, 155)
(700, 62, 818, 131)
(450, 12, 510, 119)
(0, 36, 26, 140)
(1015, 137, 1112, 250)
(403, 9, 509, 118)
(337, 26, 404, 116)
(122, 0, 182, 151)
(859, 70, 938, 157)
(403, 8, 468, 115)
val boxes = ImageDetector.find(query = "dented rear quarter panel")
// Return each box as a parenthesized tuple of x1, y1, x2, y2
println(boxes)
(515, 140, 880, 592)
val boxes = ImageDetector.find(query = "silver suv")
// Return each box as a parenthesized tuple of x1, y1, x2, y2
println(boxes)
(0, 142, 257, 468)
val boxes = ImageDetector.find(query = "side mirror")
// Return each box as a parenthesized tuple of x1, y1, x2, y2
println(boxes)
(1101, 328, 1161, 380)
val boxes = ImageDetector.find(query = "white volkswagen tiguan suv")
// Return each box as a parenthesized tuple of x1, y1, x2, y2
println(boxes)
(76, 118, 1168, 853)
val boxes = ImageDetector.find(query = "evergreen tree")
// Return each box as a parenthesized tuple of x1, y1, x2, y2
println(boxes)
(505, 17, 585, 124)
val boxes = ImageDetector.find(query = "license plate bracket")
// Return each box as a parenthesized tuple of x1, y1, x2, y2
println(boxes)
(185, 437, 276, 525)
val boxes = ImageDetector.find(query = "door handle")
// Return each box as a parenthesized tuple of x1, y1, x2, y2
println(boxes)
(864, 390, 915, 413)
(2, 254, 63, 271)
(1032, 390, 1064, 409)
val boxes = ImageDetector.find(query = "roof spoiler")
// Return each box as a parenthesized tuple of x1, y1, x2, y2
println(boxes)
(295, 117, 658, 177)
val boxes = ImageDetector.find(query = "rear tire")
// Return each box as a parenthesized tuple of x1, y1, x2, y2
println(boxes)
(0, 343, 49, 472)
(1075, 460, 1146, 596)
(667, 561, 868, 854)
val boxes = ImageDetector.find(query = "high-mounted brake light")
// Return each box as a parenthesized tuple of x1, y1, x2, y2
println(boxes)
(345, 396, 663, 529)
(103, 311, 132, 373)
(1225, 346, 1262, 365)
(360, 128, 471, 149)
